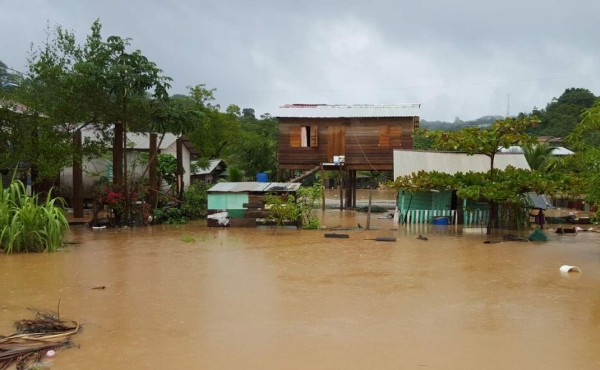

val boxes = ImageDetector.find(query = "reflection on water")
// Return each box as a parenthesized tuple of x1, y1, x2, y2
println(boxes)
(1, 210, 600, 370)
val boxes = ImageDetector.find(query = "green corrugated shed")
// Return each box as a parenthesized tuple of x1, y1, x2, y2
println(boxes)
(398, 191, 452, 211)
(208, 193, 249, 218)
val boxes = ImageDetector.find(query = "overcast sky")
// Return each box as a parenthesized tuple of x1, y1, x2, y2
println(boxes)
(2, 0, 599, 121)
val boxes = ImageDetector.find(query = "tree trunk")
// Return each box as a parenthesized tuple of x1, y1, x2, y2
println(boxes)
(113, 121, 124, 188)
(487, 201, 497, 235)
(486, 154, 497, 234)
(149, 133, 158, 209)
(176, 137, 184, 202)
(72, 129, 84, 218)
(123, 127, 129, 224)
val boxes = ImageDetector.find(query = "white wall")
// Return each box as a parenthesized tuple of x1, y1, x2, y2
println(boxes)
(60, 146, 192, 198)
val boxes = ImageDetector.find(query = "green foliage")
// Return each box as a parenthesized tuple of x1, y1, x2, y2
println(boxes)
(0, 180, 69, 253)
(0, 107, 73, 180)
(23, 19, 171, 195)
(180, 235, 195, 243)
(420, 117, 538, 163)
(566, 100, 600, 209)
(156, 153, 178, 188)
(152, 207, 187, 224)
(527, 88, 596, 137)
(397, 117, 570, 232)
(522, 143, 555, 171)
(391, 166, 573, 206)
(265, 182, 323, 232)
(264, 194, 300, 232)
(225, 113, 278, 179)
(181, 181, 209, 220)
(228, 166, 243, 182)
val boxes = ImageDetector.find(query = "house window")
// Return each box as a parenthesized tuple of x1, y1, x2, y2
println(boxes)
(290, 125, 318, 148)
(301, 126, 311, 147)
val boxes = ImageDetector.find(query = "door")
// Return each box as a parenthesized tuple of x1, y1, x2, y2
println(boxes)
(327, 126, 345, 162)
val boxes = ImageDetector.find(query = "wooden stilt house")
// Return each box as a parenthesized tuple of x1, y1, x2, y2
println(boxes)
(276, 104, 420, 208)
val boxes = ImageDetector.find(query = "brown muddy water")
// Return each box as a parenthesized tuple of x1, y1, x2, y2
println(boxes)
(2, 210, 600, 370)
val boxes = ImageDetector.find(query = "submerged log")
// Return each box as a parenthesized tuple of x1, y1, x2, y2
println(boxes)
(324, 233, 350, 238)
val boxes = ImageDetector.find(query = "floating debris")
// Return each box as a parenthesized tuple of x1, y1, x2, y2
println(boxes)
(0, 310, 80, 370)
(364, 236, 397, 242)
(503, 234, 530, 242)
(417, 234, 428, 241)
(559, 265, 581, 273)
(324, 233, 350, 239)
(528, 229, 548, 242)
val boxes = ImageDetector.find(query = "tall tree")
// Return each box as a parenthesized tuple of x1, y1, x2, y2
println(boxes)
(417, 117, 538, 233)
(25, 20, 171, 219)
(567, 99, 600, 209)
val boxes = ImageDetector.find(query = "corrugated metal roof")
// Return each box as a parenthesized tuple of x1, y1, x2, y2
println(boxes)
(524, 192, 553, 210)
(81, 128, 178, 150)
(208, 182, 300, 193)
(498, 146, 524, 154)
(393, 150, 531, 178)
(192, 159, 225, 175)
(275, 104, 420, 118)
(551, 147, 574, 155)
(498, 145, 575, 156)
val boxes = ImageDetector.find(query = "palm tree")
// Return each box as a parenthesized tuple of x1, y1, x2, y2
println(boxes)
(522, 143, 555, 171)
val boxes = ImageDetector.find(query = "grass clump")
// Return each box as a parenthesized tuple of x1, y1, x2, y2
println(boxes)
(0, 180, 69, 253)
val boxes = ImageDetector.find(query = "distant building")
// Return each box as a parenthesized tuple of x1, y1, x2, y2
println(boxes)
(191, 159, 227, 184)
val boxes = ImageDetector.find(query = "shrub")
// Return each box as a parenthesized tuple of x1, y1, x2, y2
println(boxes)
(153, 207, 187, 224)
(0, 180, 69, 253)
(181, 181, 209, 220)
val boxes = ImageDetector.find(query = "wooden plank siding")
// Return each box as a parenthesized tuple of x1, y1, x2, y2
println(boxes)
(278, 117, 416, 170)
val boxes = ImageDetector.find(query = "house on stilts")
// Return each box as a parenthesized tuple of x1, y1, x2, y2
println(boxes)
(275, 104, 421, 208)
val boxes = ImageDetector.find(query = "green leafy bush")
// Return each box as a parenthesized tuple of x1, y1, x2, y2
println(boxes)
(0, 180, 69, 253)
(181, 181, 209, 219)
(153, 207, 187, 224)
(265, 181, 323, 232)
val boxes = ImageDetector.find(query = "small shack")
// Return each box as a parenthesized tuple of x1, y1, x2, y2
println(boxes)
(207, 182, 301, 227)
(191, 159, 227, 184)
(393, 150, 532, 225)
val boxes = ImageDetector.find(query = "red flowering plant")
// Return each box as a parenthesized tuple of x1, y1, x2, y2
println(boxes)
(100, 186, 126, 215)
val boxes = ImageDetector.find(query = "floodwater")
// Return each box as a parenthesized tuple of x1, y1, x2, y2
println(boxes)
(2, 210, 600, 370)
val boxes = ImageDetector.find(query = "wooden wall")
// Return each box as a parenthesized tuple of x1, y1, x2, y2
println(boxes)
(278, 117, 417, 170)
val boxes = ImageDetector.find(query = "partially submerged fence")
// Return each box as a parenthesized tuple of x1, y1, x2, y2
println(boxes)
(403, 209, 456, 224)
(402, 209, 489, 226)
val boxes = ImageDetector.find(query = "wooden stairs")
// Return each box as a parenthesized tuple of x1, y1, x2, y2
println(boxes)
(288, 166, 321, 183)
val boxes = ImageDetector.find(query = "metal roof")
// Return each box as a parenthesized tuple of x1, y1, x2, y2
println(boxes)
(393, 150, 531, 178)
(498, 145, 575, 156)
(524, 192, 553, 210)
(275, 104, 420, 118)
(551, 147, 575, 156)
(81, 128, 177, 150)
(208, 182, 301, 193)
(192, 159, 225, 175)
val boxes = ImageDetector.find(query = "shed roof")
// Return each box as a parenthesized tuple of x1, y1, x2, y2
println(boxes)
(208, 182, 301, 193)
(498, 145, 575, 156)
(81, 128, 198, 154)
(192, 159, 225, 175)
(393, 150, 530, 178)
(276, 104, 420, 118)
(524, 192, 553, 210)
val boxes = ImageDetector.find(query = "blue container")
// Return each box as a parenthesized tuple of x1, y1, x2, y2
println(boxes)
(432, 216, 450, 225)
(256, 172, 268, 183)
